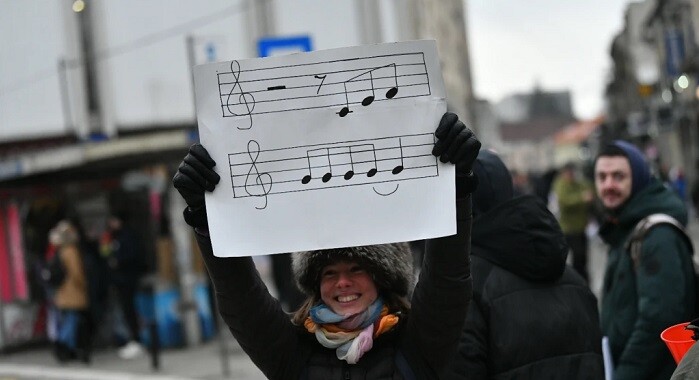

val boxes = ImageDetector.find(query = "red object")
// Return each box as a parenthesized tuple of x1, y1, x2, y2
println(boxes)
(7, 202, 28, 300)
(661, 322, 697, 364)
(0, 205, 11, 302)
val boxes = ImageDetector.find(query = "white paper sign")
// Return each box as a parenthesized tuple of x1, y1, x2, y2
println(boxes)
(193, 40, 454, 257)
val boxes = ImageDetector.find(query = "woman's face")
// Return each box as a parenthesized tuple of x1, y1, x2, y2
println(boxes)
(319, 261, 378, 317)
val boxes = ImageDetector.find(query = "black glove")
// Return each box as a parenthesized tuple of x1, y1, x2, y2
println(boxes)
(688, 317, 699, 341)
(172, 143, 220, 228)
(432, 112, 481, 197)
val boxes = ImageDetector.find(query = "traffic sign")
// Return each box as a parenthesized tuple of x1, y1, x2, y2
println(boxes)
(257, 35, 313, 58)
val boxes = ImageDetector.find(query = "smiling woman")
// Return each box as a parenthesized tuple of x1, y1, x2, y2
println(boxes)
(172, 111, 481, 379)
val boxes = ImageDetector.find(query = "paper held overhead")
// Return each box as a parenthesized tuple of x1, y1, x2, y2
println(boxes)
(193, 40, 454, 257)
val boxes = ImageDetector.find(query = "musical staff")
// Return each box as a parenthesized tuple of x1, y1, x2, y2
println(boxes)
(228, 133, 438, 208)
(216, 52, 431, 127)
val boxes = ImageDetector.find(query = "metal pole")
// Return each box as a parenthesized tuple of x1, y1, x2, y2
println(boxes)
(215, 299, 231, 378)
(57, 59, 75, 135)
(169, 188, 201, 347)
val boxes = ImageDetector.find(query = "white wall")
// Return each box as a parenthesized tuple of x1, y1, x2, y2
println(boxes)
(1, 0, 411, 142)
(0, 0, 73, 141)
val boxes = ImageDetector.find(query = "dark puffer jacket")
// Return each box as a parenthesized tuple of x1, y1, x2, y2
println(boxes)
(598, 179, 695, 380)
(444, 150, 604, 379)
(194, 197, 473, 380)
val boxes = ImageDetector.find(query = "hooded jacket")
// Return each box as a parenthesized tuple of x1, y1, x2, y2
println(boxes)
(598, 179, 695, 380)
(194, 195, 473, 380)
(444, 150, 603, 379)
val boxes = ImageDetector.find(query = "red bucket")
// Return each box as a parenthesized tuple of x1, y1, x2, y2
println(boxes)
(661, 322, 697, 364)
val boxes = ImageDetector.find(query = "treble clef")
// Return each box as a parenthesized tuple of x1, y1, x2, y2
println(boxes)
(226, 60, 256, 130)
(244, 140, 273, 210)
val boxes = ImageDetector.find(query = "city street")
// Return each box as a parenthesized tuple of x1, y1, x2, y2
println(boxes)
(0, 218, 697, 380)
(0, 329, 266, 380)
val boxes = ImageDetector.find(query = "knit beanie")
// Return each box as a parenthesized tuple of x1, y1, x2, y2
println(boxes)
(609, 140, 651, 196)
(292, 243, 414, 298)
(472, 149, 513, 217)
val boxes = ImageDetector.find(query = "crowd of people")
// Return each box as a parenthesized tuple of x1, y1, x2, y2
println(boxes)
(40, 214, 147, 363)
(38, 110, 698, 379)
(172, 111, 697, 379)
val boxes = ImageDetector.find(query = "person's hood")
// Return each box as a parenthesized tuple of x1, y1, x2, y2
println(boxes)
(471, 195, 569, 282)
(599, 178, 688, 246)
(611, 140, 651, 196)
(472, 149, 513, 217)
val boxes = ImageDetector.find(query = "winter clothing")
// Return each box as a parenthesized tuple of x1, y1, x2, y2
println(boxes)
(104, 220, 145, 348)
(598, 179, 695, 380)
(611, 140, 651, 196)
(553, 169, 593, 280)
(194, 194, 472, 379)
(292, 243, 414, 298)
(49, 220, 90, 363)
(53, 244, 88, 310)
(174, 112, 480, 379)
(444, 149, 604, 379)
(471, 149, 513, 218)
(553, 174, 592, 234)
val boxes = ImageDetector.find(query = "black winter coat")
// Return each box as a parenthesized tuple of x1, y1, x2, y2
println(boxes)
(444, 195, 604, 379)
(195, 197, 473, 380)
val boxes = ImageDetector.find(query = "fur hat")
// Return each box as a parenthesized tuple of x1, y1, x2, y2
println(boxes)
(292, 243, 414, 298)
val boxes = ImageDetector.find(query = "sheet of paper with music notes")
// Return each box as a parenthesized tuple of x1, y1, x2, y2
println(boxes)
(193, 39, 454, 257)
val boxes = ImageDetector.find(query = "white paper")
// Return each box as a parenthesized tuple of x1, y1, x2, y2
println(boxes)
(193, 40, 454, 257)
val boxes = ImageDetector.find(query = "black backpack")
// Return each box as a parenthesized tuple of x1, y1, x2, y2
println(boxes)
(625, 213, 698, 317)
(40, 254, 66, 288)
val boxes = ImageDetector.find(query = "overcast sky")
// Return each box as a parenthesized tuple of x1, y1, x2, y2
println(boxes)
(467, 0, 633, 120)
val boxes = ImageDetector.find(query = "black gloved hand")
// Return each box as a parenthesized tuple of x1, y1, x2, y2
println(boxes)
(432, 112, 481, 197)
(688, 317, 699, 341)
(172, 143, 220, 228)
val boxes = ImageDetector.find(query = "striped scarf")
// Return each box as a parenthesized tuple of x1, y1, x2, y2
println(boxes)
(304, 298, 399, 364)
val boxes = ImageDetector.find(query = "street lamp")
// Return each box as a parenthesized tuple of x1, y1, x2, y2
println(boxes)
(72, 0, 85, 13)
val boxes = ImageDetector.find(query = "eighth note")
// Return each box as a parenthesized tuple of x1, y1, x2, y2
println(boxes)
(338, 63, 399, 117)
(301, 148, 333, 184)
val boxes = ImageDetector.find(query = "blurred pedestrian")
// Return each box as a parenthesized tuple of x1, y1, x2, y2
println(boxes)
(48, 220, 91, 363)
(533, 167, 559, 204)
(443, 150, 604, 379)
(270, 252, 306, 312)
(172, 112, 480, 379)
(102, 214, 146, 359)
(553, 162, 594, 281)
(594, 140, 696, 379)
(511, 170, 531, 196)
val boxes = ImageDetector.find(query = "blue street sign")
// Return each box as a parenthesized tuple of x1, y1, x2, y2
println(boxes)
(665, 28, 685, 77)
(257, 35, 313, 58)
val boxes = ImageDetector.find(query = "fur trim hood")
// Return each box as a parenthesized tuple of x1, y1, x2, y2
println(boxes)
(292, 243, 414, 298)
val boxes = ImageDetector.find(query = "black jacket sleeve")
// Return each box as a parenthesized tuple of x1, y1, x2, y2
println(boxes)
(403, 195, 473, 376)
(193, 232, 309, 380)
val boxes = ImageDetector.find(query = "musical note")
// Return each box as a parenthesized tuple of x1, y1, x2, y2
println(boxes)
(244, 140, 273, 209)
(392, 138, 404, 175)
(216, 53, 429, 119)
(228, 133, 438, 207)
(314, 75, 326, 94)
(338, 63, 400, 117)
(225, 60, 256, 130)
(301, 148, 333, 184)
(344, 145, 378, 180)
